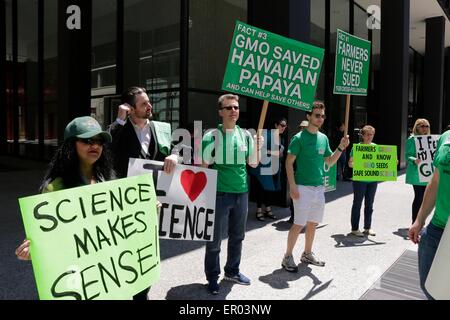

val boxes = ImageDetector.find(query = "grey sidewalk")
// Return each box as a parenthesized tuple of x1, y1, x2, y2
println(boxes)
(0, 157, 425, 300)
(149, 174, 422, 300)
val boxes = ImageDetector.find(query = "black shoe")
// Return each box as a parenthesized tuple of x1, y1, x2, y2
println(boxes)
(207, 280, 220, 295)
(256, 211, 265, 221)
(264, 209, 277, 219)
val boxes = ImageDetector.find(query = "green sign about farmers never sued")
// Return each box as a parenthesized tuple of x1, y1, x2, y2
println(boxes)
(222, 21, 324, 112)
(333, 29, 371, 96)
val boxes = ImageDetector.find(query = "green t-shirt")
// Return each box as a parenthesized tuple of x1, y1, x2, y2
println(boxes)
(288, 130, 332, 186)
(43, 177, 65, 193)
(431, 130, 450, 229)
(202, 124, 254, 193)
(405, 136, 427, 186)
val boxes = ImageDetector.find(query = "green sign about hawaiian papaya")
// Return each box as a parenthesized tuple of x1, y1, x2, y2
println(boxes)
(18, 174, 160, 300)
(333, 29, 371, 96)
(352, 144, 398, 182)
(222, 21, 324, 112)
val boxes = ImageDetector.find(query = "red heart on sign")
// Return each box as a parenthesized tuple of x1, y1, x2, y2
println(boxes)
(180, 170, 207, 202)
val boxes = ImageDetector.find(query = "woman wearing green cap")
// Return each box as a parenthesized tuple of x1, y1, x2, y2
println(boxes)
(15, 116, 115, 260)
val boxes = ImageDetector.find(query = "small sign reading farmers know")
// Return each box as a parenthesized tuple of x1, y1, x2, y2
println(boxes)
(333, 29, 371, 96)
(18, 174, 159, 300)
(222, 21, 324, 112)
(415, 135, 440, 183)
(127, 159, 217, 241)
(324, 162, 337, 192)
(352, 145, 397, 182)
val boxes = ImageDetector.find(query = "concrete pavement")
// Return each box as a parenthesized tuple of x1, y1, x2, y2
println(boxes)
(150, 173, 420, 300)
(0, 155, 424, 300)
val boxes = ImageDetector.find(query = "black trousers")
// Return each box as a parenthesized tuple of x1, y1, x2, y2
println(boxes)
(412, 185, 426, 224)
(133, 287, 150, 300)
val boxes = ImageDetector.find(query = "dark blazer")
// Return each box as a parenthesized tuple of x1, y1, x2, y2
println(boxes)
(109, 119, 169, 178)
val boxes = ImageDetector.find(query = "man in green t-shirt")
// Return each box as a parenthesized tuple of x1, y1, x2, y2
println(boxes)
(281, 101, 349, 272)
(201, 94, 262, 295)
(409, 129, 450, 299)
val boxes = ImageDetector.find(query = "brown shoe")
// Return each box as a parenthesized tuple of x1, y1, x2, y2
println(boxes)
(256, 211, 265, 221)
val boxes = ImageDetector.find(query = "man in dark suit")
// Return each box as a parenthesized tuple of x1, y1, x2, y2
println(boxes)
(109, 86, 179, 178)
(109, 86, 179, 300)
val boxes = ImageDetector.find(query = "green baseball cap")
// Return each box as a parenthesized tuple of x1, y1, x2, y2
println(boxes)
(64, 116, 112, 143)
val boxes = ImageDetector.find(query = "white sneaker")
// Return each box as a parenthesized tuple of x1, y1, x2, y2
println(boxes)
(351, 230, 365, 237)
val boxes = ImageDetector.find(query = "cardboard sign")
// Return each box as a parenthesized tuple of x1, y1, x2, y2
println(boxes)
(18, 174, 160, 300)
(127, 159, 217, 241)
(333, 29, 371, 96)
(352, 144, 397, 181)
(324, 162, 337, 192)
(222, 21, 324, 111)
(415, 135, 440, 183)
(425, 216, 450, 300)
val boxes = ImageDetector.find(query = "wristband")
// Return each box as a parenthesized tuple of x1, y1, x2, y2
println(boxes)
(337, 146, 343, 152)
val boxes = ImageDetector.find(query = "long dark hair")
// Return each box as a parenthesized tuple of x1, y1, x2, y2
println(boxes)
(39, 139, 115, 192)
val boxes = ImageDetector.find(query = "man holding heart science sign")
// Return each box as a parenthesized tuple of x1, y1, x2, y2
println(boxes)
(201, 94, 262, 295)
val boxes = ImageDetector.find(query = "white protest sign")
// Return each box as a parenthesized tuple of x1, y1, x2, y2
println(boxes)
(415, 135, 440, 183)
(127, 158, 217, 241)
(425, 217, 450, 299)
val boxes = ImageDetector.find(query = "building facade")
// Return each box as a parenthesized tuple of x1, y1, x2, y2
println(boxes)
(1, 0, 449, 167)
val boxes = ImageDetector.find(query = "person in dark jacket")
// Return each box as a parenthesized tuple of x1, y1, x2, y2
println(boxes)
(109, 86, 179, 179)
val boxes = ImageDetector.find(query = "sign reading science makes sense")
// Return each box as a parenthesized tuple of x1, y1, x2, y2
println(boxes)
(352, 144, 398, 182)
(333, 29, 371, 96)
(222, 21, 324, 112)
(18, 174, 160, 300)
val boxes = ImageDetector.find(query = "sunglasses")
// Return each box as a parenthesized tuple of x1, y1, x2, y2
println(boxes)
(313, 113, 326, 119)
(419, 125, 429, 128)
(221, 106, 240, 111)
(279, 123, 287, 128)
(78, 137, 105, 146)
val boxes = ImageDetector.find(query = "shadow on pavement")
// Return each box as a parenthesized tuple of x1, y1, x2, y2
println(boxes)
(165, 280, 233, 300)
(259, 264, 332, 300)
(331, 233, 386, 248)
(392, 228, 410, 240)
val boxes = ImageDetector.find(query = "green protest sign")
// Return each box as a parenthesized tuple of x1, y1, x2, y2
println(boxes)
(333, 29, 371, 96)
(18, 174, 159, 300)
(222, 21, 324, 112)
(352, 144, 397, 182)
(324, 162, 336, 192)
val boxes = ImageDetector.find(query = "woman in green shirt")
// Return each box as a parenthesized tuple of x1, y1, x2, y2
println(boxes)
(15, 116, 114, 260)
(405, 119, 431, 224)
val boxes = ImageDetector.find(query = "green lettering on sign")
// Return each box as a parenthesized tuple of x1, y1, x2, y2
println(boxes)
(222, 21, 325, 112)
(352, 145, 397, 182)
(333, 29, 371, 96)
(18, 174, 159, 300)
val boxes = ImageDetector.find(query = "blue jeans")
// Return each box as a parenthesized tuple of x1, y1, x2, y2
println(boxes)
(205, 192, 248, 282)
(418, 223, 444, 300)
(351, 181, 378, 230)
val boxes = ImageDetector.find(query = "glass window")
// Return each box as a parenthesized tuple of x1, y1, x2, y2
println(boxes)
(44, 0, 58, 146)
(124, 0, 180, 91)
(91, 0, 117, 92)
(311, 0, 325, 100)
(352, 5, 368, 129)
(150, 91, 180, 129)
(188, 92, 248, 130)
(354, 5, 368, 40)
(17, 0, 38, 150)
(330, 0, 350, 125)
(5, 0, 13, 144)
(91, 0, 117, 129)
(189, 0, 247, 91)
